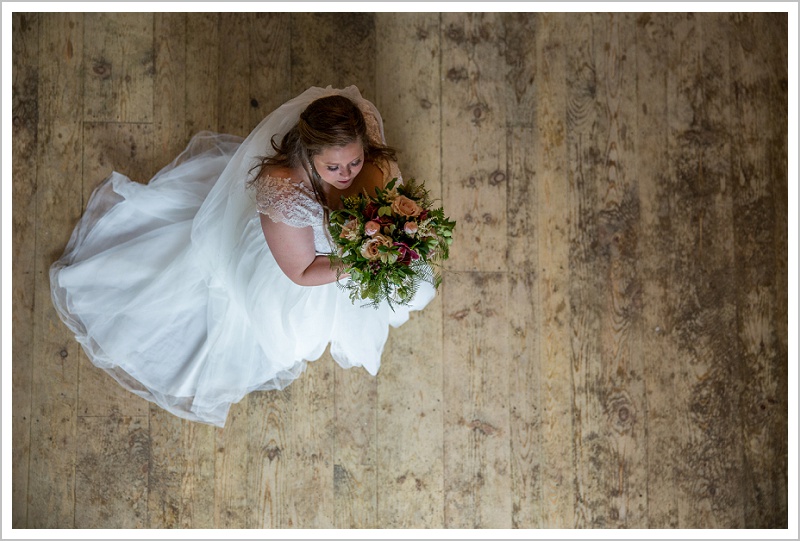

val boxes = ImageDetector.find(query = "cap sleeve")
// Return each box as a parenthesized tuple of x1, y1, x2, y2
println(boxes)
(251, 174, 322, 228)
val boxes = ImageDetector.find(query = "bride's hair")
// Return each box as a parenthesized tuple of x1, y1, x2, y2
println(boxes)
(251, 94, 397, 222)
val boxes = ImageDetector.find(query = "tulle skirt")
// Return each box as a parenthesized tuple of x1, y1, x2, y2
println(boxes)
(50, 130, 435, 427)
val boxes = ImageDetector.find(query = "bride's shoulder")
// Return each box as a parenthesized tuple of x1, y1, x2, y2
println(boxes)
(252, 165, 317, 223)
(257, 165, 298, 183)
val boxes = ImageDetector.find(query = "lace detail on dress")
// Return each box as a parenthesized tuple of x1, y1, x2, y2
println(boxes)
(252, 174, 332, 254)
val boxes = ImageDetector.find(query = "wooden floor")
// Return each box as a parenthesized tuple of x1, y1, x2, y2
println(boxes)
(11, 12, 789, 529)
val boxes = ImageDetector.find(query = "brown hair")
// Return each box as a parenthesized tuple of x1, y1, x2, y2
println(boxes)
(251, 95, 397, 222)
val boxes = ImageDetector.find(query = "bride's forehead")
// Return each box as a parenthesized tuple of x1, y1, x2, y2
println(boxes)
(316, 142, 363, 162)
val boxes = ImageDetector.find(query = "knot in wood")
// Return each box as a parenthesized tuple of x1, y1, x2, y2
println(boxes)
(265, 446, 281, 462)
(489, 170, 506, 186)
(92, 59, 112, 80)
(606, 391, 635, 434)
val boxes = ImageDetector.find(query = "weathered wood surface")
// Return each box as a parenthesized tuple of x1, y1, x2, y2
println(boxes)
(11, 12, 789, 529)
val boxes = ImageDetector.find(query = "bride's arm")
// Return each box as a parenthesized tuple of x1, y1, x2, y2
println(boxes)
(260, 214, 342, 286)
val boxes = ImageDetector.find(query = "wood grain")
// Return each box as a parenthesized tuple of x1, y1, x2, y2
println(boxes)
(11, 11, 39, 529)
(290, 12, 376, 97)
(74, 415, 149, 528)
(28, 12, 84, 528)
(729, 12, 788, 528)
(507, 128, 541, 528)
(635, 11, 678, 529)
(154, 12, 188, 161)
(665, 13, 744, 528)
(248, 13, 293, 129)
(11, 12, 789, 530)
(441, 12, 507, 272)
(443, 272, 511, 528)
(185, 13, 219, 134)
(375, 12, 445, 529)
(83, 13, 153, 123)
(242, 13, 294, 529)
(440, 12, 512, 527)
(535, 12, 576, 528)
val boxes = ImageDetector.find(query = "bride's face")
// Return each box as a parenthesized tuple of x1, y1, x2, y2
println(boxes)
(312, 141, 365, 191)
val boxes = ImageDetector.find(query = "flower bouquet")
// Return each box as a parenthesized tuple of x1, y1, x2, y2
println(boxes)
(328, 178, 455, 309)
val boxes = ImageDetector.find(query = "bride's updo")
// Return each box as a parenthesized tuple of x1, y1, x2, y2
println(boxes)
(253, 94, 397, 218)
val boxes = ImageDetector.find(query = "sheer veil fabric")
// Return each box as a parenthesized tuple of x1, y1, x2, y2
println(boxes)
(50, 86, 435, 427)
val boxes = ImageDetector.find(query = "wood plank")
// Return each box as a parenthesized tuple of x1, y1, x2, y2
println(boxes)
(147, 14, 218, 530)
(634, 11, 680, 528)
(281, 362, 334, 528)
(375, 12, 445, 529)
(534, 12, 575, 528)
(83, 13, 153, 123)
(441, 12, 507, 273)
(564, 12, 605, 527)
(332, 369, 377, 528)
(507, 128, 542, 529)
(11, 11, 39, 529)
(248, 13, 293, 130)
(332, 13, 379, 528)
(210, 14, 258, 529)
(290, 12, 376, 96)
(288, 12, 381, 528)
(442, 271, 510, 528)
(595, 13, 648, 527)
(213, 406, 250, 527)
(770, 12, 789, 528)
(242, 13, 294, 529)
(729, 12, 788, 528)
(567, 13, 648, 527)
(146, 13, 187, 528)
(186, 13, 219, 134)
(500, 15, 541, 527)
(770, 13, 789, 527)
(77, 121, 155, 420)
(664, 13, 744, 528)
(28, 12, 84, 528)
(154, 12, 188, 162)
(440, 12, 511, 527)
(74, 415, 149, 528)
(500, 13, 537, 129)
(179, 421, 217, 528)
(246, 387, 290, 528)
(217, 13, 251, 137)
(502, 12, 538, 273)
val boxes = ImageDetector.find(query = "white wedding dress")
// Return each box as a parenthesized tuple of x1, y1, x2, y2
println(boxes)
(50, 86, 435, 427)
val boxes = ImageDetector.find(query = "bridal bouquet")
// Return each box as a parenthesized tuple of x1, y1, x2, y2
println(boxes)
(328, 178, 455, 308)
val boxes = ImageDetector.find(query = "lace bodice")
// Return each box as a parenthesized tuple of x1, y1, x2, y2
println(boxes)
(253, 175, 332, 254)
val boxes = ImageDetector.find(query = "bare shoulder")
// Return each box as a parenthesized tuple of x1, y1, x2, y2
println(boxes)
(261, 164, 297, 180)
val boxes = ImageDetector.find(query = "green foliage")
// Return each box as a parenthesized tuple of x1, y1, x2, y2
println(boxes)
(327, 178, 456, 310)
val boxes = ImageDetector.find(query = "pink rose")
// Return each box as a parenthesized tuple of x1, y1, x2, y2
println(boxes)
(390, 195, 423, 217)
(364, 220, 381, 236)
(360, 234, 393, 260)
(339, 218, 360, 241)
(403, 221, 419, 236)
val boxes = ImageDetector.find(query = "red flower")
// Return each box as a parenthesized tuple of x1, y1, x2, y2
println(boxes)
(394, 242, 420, 266)
(363, 202, 379, 220)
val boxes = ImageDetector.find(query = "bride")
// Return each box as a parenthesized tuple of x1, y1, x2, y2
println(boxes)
(49, 86, 436, 428)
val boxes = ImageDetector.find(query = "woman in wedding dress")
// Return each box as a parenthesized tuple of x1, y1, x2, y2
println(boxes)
(49, 85, 435, 428)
